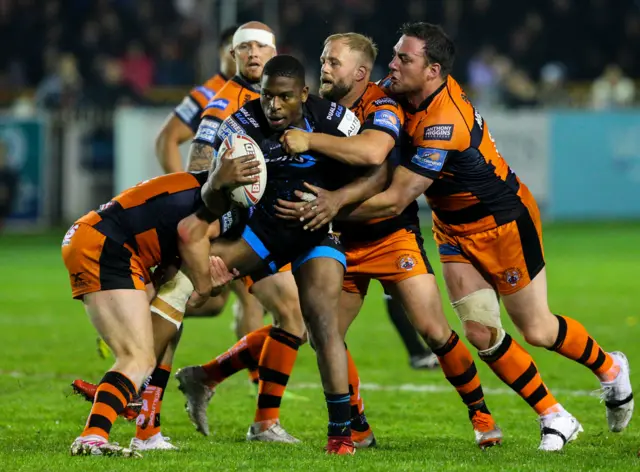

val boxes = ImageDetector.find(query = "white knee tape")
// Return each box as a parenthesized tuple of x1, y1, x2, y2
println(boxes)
(451, 288, 502, 330)
(150, 270, 194, 327)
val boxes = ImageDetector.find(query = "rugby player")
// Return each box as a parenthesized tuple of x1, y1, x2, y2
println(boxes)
(62, 149, 260, 457)
(178, 55, 364, 454)
(339, 22, 633, 451)
(276, 32, 501, 449)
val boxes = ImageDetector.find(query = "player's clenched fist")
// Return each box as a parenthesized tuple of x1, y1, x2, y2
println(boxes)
(280, 129, 311, 154)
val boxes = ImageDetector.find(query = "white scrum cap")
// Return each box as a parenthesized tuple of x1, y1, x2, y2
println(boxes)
(232, 28, 276, 50)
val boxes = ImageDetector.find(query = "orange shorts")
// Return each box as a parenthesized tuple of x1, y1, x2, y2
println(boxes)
(434, 198, 545, 295)
(342, 228, 433, 295)
(242, 263, 292, 290)
(61, 223, 148, 299)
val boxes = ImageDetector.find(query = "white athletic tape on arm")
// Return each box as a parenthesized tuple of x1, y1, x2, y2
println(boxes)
(232, 28, 276, 49)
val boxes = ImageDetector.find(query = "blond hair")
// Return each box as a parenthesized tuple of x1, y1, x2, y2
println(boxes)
(324, 33, 378, 68)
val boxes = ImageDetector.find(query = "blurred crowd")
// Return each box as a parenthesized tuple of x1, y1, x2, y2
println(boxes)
(0, 0, 638, 111)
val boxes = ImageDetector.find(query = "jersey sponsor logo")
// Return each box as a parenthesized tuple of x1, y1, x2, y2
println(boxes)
(175, 96, 200, 123)
(195, 85, 215, 101)
(217, 117, 246, 141)
(265, 153, 317, 168)
(62, 224, 79, 247)
(411, 147, 448, 172)
(372, 110, 400, 136)
(337, 109, 361, 136)
(372, 97, 397, 107)
(423, 124, 454, 141)
(206, 98, 230, 111)
(195, 118, 220, 143)
(237, 108, 261, 128)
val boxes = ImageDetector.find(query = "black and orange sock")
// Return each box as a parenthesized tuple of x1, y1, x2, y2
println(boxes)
(325, 392, 352, 438)
(81, 370, 137, 440)
(481, 333, 559, 415)
(135, 364, 171, 440)
(549, 315, 616, 381)
(201, 325, 271, 387)
(433, 331, 486, 410)
(345, 347, 369, 432)
(254, 327, 302, 424)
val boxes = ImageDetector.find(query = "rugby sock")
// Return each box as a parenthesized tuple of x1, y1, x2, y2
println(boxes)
(549, 315, 616, 381)
(384, 293, 430, 357)
(480, 333, 559, 415)
(135, 364, 171, 440)
(433, 331, 486, 409)
(201, 325, 271, 387)
(81, 370, 137, 440)
(345, 347, 369, 432)
(325, 392, 352, 438)
(254, 327, 302, 424)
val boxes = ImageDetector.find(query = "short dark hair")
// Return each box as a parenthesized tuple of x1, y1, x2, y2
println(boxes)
(219, 25, 238, 46)
(262, 55, 306, 85)
(400, 22, 455, 77)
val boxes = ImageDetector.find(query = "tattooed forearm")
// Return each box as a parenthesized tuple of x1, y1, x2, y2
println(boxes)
(188, 142, 214, 171)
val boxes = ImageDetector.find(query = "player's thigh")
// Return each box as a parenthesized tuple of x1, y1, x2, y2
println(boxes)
(337, 289, 365, 339)
(501, 267, 555, 336)
(209, 236, 263, 276)
(252, 269, 305, 336)
(386, 274, 450, 344)
(83, 289, 154, 360)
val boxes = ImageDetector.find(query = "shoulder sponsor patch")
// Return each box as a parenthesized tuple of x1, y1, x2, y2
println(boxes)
(194, 118, 220, 144)
(194, 85, 215, 101)
(337, 109, 361, 136)
(423, 124, 454, 141)
(411, 147, 448, 172)
(372, 110, 400, 136)
(372, 97, 398, 107)
(174, 96, 200, 124)
(206, 98, 230, 111)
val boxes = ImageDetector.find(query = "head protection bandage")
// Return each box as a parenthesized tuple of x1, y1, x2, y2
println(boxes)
(232, 28, 276, 50)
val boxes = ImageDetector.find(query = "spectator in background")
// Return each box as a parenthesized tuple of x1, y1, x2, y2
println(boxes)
(34, 53, 83, 110)
(121, 41, 154, 94)
(467, 45, 501, 109)
(0, 139, 18, 232)
(84, 57, 144, 108)
(537, 62, 571, 108)
(154, 40, 194, 85)
(591, 64, 636, 109)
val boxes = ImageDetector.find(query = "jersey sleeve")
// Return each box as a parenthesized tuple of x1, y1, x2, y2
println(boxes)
(361, 97, 404, 141)
(400, 111, 469, 180)
(324, 104, 361, 137)
(173, 85, 216, 133)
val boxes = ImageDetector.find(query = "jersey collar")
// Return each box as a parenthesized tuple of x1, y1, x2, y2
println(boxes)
(233, 74, 261, 92)
(407, 78, 447, 113)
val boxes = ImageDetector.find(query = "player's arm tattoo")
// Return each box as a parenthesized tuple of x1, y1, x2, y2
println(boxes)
(187, 142, 214, 171)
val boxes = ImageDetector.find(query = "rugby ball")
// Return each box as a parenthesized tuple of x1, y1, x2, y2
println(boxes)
(216, 133, 267, 208)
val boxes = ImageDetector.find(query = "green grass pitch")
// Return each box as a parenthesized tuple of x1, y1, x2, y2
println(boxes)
(1, 222, 639, 471)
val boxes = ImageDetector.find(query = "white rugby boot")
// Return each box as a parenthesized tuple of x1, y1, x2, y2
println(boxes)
(175, 366, 215, 436)
(70, 435, 141, 457)
(130, 433, 178, 451)
(538, 412, 583, 451)
(246, 420, 300, 443)
(600, 351, 634, 432)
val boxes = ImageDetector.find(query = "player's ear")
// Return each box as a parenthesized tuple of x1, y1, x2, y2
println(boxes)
(230, 48, 236, 61)
(301, 85, 309, 103)
(355, 65, 367, 81)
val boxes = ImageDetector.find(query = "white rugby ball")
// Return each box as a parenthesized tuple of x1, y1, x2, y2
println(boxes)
(216, 133, 267, 208)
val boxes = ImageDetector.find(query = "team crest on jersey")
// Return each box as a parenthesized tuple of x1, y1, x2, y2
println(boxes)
(396, 254, 416, 271)
(503, 267, 522, 286)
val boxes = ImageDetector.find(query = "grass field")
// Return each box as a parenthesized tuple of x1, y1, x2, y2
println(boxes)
(1, 222, 639, 471)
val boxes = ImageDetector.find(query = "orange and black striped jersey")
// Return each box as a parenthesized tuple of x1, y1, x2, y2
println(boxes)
(192, 75, 260, 145)
(173, 73, 228, 133)
(384, 75, 529, 237)
(76, 172, 208, 270)
(338, 82, 420, 243)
